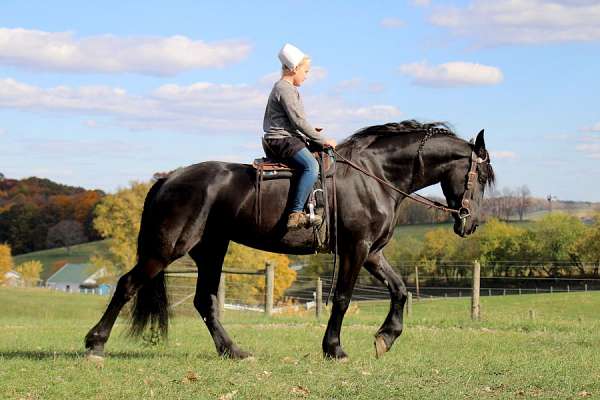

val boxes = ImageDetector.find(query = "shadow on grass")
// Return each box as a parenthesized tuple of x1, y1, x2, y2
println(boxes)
(0, 350, 166, 360)
(0, 348, 235, 361)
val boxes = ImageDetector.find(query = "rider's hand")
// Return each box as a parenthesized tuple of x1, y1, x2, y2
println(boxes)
(324, 138, 337, 148)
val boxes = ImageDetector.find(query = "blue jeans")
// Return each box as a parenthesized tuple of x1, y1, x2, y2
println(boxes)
(288, 147, 319, 213)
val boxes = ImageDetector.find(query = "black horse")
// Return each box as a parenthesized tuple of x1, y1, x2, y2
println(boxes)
(85, 120, 494, 360)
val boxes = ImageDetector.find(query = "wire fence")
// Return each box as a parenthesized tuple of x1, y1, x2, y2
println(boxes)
(165, 261, 600, 317)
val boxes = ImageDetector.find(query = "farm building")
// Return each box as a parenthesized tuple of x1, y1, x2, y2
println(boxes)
(3, 270, 22, 287)
(45, 263, 111, 295)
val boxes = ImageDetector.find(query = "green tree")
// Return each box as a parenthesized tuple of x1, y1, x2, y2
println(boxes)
(573, 214, 600, 276)
(530, 213, 585, 275)
(92, 181, 151, 277)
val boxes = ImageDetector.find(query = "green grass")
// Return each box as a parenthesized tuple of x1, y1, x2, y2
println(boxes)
(1, 288, 599, 399)
(12, 240, 111, 279)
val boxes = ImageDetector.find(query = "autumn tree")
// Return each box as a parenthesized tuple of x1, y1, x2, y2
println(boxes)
(46, 220, 87, 253)
(0, 243, 13, 285)
(223, 242, 296, 305)
(92, 181, 152, 278)
(15, 260, 42, 286)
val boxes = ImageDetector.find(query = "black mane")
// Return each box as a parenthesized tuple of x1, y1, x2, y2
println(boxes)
(338, 120, 456, 151)
(336, 119, 495, 188)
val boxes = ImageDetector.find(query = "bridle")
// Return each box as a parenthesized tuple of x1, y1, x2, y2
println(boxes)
(330, 147, 488, 222)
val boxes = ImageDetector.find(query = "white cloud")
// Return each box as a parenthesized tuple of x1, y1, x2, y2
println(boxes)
(576, 143, 600, 158)
(581, 122, 600, 132)
(0, 77, 401, 137)
(429, 0, 600, 46)
(490, 150, 517, 159)
(0, 28, 251, 75)
(412, 0, 431, 6)
(380, 18, 406, 29)
(576, 135, 600, 158)
(399, 61, 503, 87)
(332, 78, 363, 94)
(0, 127, 6, 136)
(84, 119, 98, 128)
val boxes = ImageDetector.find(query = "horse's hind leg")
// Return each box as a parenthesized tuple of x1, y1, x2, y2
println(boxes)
(363, 251, 408, 358)
(84, 257, 166, 358)
(188, 237, 251, 359)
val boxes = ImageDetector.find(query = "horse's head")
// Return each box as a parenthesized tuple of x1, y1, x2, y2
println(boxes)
(441, 130, 494, 237)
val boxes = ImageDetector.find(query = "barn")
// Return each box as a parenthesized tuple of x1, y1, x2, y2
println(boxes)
(45, 263, 111, 295)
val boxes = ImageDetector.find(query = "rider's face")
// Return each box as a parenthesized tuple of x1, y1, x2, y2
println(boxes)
(293, 60, 311, 87)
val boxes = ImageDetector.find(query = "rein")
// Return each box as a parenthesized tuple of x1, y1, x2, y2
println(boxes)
(331, 148, 486, 220)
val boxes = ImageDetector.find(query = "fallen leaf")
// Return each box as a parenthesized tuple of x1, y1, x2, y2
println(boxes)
(282, 356, 299, 365)
(291, 386, 310, 396)
(182, 371, 198, 384)
(578, 391, 592, 397)
(219, 390, 238, 400)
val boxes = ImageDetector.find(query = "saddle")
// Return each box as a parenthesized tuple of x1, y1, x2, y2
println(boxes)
(252, 152, 333, 180)
(251, 149, 336, 253)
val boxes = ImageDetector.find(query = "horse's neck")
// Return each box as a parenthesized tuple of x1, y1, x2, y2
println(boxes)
(366, 137, 464, 194)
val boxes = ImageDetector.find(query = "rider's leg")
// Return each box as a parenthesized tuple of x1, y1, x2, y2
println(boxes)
(286, 147, 319, 228)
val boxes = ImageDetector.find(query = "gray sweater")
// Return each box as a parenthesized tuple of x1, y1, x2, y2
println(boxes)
(262, 80, 325, 145)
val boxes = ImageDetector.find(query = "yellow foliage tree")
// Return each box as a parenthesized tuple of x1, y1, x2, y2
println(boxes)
(92, 181, 152, 277)
(15, 260, 42, 286)
(0, 243, 14, 285)
(223, 242, 296, 305)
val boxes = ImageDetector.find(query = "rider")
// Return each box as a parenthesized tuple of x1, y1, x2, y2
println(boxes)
(262, 43, 336, 231)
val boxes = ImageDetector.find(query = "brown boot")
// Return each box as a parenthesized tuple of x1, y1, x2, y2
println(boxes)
(287, 212, 308, 231)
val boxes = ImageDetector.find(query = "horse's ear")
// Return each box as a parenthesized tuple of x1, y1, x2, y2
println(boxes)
(474, 129, 485, 152)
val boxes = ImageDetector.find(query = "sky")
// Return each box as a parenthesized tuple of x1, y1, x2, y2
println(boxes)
(0, 0, 599, 201)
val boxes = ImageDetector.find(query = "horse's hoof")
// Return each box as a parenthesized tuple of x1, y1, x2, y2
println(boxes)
(221, 347, 253, 360)
(323, 348, 348, 361)
(374, 335, 388, 358)
(85, 351, 105, 365)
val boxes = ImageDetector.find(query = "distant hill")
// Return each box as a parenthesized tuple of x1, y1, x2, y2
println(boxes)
(13, 239, 112, 280)
(0, 175, 105, 254)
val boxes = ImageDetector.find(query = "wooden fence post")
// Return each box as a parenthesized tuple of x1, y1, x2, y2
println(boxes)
(316, 277, 323, 319)
(217, 274, 226, 319)
(414, 265, 420, 301)
(471, 260, 481, 321)
(585, 284, 588, 292)
(406, 292, 413, 317)
(265, 262, 274, 316)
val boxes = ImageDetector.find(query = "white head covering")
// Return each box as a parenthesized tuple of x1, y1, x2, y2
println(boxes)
(278, 43, 306, 70)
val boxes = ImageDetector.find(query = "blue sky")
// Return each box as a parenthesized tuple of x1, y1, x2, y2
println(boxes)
(1, 0, 599, 201)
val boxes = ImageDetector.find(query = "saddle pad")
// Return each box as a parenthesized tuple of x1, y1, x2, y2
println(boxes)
(252, 158, 293, 172)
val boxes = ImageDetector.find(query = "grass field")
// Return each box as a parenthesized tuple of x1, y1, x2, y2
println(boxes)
(1, 288, 599, 399)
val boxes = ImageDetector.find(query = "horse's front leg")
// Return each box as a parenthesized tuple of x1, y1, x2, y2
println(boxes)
(322, 240, 369, 360)
(363, 251, 408, 358)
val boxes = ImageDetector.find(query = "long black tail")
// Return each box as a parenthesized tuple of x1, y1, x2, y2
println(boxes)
(129, 270, 170, 339)
(129, 178, 170, 339)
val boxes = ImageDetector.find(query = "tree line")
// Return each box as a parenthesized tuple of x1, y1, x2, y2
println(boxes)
(0, 176, 104, 254)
